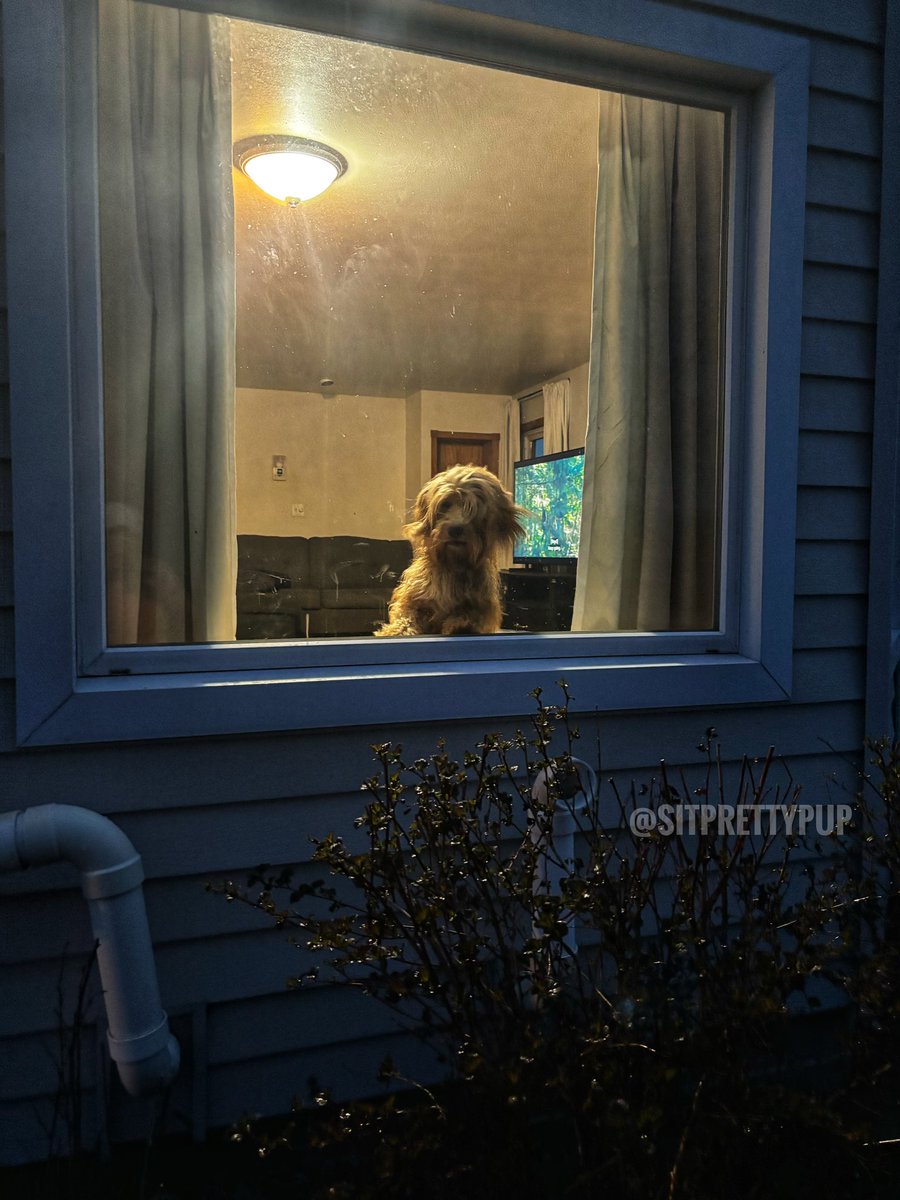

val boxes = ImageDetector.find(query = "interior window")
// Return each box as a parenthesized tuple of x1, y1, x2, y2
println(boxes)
(519, 395, 545, 462)
(97, 1, 726, 646)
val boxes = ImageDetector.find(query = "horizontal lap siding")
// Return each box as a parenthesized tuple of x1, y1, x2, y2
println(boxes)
(795, 68, 878, 684)
(0, 697, 869, 825)
(809, 41, 883, 100)
(0, 735, 869, 1139)
(806, 153, 880, 214)
(0, 12, 8, 700)
(0, 375, 10, 688)
(678, 0, 883, 44)
(794, 596, 867, 648)
(0, 0, 887, 1164)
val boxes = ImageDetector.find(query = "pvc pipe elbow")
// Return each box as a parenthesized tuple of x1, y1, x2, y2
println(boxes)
(115, 1034, 181, 1098)
(4, 804, 144, 898)
(0, 803, 180, 1097)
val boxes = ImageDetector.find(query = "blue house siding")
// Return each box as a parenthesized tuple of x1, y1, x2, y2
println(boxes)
(0, 0, 894, 1165)
(0, 22, 10, 704)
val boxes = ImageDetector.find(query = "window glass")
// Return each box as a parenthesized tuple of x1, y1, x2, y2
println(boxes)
(98, 1, 725, 646)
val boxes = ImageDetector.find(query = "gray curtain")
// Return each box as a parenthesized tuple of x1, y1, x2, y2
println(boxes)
(100, 0, 236, 646)
(572, 93, 723, 632)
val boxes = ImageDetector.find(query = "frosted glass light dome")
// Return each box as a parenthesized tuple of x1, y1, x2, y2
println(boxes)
(234, 136, 348, 205)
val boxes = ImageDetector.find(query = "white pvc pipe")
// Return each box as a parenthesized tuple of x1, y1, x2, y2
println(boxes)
(530, 757, 597, 955)
(0, 804, 180, 1097)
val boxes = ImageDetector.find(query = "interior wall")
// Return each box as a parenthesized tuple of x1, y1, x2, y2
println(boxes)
(236, 388, 517, 534)
(404, 391, 423, 517)
(235, 388, 407, 538)
(409, 390, 511, 495)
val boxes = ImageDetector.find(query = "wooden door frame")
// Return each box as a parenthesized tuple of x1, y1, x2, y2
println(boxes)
(430, 430, 501, 476)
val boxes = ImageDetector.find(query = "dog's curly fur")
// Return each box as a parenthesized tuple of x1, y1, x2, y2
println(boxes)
(375, 464, 526, 637)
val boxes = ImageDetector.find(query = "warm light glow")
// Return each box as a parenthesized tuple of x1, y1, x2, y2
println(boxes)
(234, 136, 347, 205)
(243, 150, 338, 203)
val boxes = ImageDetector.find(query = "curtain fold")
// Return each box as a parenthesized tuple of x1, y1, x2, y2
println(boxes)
(100, 0, 236, 646)
(501, 395, 520, 492)
(499, 395, 521, 566)
(572, 93, 723, 633)
(542, 379, 570, 456)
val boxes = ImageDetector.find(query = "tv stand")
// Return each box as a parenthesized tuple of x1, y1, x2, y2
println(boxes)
(513, 559, 576, 577)
(501, 566, 576, 632)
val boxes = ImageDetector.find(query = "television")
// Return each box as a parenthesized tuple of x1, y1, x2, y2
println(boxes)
(513, 447, 585, 565)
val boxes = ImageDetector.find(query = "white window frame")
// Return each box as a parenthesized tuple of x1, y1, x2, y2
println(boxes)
(5, 0, 809, 746)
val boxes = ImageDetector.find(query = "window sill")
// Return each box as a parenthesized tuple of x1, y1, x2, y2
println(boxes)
(20, 652, 789, 746)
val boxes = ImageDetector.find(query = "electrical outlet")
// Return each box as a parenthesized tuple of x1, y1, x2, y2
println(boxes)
(272, 455, 286, 481)
(291, 503, 305, 517)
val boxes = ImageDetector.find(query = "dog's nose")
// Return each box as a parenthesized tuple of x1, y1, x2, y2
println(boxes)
(447, 524, 466, 539)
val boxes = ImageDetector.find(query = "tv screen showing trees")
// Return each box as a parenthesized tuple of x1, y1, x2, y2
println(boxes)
(513, 449, 584, 562)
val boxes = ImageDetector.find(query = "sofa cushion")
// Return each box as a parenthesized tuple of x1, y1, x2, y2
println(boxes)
(236, 534, 412, 636)
(237, 535, 319, 610)
(308, 537, 410, 607)
(238, 586, 321, 615)
(318, 587, 393, 611)
(238, 534, 311, 580)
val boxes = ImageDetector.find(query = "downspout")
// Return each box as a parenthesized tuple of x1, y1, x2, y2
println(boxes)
(0, 804, 180, 1097)
(530, 758, 597, 956)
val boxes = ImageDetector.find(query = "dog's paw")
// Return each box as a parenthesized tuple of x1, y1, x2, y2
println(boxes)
(375, 616, 421, 637)
(440, 617, 481, 636)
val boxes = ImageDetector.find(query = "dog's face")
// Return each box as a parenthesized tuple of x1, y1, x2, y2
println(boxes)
(404, 464, 526, 567)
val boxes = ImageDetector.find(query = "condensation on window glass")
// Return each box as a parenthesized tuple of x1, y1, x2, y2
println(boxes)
(98, 1, 725, 646)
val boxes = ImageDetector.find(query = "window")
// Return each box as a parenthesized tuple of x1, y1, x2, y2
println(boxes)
(521, 425, 545, 463)
(525, 434, 544, 461)
(6, 0, 809, 744)
(97, 6, 725, 645)
(519, 391, 545, 461)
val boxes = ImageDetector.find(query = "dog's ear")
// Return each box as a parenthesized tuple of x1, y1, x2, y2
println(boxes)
(401, 480, 434, 545)
(491, 483, 528, 547)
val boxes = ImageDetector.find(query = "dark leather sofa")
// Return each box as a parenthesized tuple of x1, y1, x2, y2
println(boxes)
(236, 534, 412, 639)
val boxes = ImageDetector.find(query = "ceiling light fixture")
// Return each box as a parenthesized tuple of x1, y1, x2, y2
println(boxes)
(233, 135, 348, 206)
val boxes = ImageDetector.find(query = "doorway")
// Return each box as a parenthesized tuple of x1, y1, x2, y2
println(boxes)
(431, 430, 500, 477)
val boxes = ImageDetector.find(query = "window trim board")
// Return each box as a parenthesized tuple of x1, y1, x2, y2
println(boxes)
(739, 64, 808, 687)
(35, 655, 788, 747)
(5, 0, 80, 741)
(149, 0, 804, 95)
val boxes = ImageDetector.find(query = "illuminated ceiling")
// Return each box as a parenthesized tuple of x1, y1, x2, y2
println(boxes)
(230, 17, 599, 397)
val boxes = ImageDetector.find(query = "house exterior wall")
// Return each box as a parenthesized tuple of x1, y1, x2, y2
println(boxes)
(0, 0, 894, 1164)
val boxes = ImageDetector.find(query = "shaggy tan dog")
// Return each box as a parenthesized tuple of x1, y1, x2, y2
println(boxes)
(376, 464, 526, 637)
